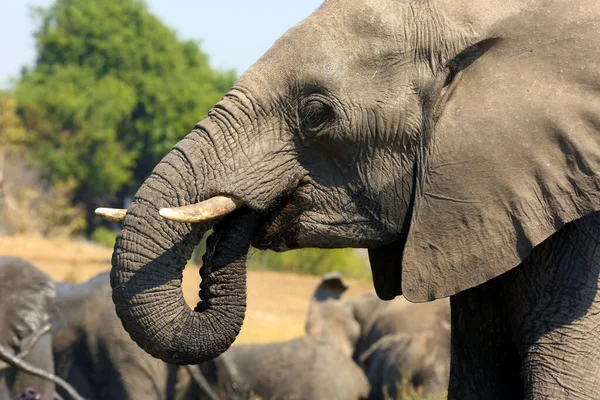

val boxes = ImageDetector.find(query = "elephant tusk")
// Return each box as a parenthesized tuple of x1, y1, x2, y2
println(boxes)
(159, 196, 245, 223)
(95, 208, 127, 223)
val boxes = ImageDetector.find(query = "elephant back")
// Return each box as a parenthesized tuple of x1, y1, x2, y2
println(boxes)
(52, 271, 110, 331)
(0, 257, 55, 348)
(219, 336, 370, 400)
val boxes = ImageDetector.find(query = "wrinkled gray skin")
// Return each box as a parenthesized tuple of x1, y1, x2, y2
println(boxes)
(52, 272, 195, 400)
(110, 0, 600, 398)
(360, 322, 450, 400)
(0, 257, 55, 399)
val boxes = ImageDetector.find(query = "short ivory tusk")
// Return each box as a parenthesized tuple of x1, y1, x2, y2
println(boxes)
(159, 196, 245, 223)
(95, 208, 127, 223)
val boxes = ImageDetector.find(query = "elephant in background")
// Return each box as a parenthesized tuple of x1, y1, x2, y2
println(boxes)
(306, 273, 450, 398)
(98, 0, 600, 397)
(194, 274, 370, 400)
(52, 272, 203, 400)
(354, 296, 450, 360)
(304, 273, 379, 358)
(0, 257, 55, 399)
(359, 322, 451, 400)
(305, 273, 449, 358)
(198, 337, 370, 400)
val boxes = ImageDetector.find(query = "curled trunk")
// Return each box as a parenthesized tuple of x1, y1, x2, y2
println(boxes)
(110, 131, 259, 364)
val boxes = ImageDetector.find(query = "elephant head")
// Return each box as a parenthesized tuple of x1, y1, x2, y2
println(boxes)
(102, 0, 600, 364)
(305, 273, 366, 357)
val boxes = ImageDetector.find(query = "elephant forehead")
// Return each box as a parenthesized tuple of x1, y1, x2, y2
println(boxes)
(244, 0, 440, 95)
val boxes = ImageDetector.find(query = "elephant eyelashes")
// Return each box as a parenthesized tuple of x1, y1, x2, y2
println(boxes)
(300, 98, 335, 134)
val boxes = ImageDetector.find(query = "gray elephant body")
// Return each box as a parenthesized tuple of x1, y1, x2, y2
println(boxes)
(52, 272, 194, 400)
(360, 323, 451, 400)
(106, 0, 600, 398)
(0, 257, 55, 399)
(306, 278, 449, 358)
(201, 336, 369, 400)
(307, 276, 450, 398)
(354, 297, 449, 361)
(450, 213, 600, 399)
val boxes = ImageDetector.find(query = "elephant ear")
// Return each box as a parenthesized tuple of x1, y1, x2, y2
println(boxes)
(401, 2, 600, 302)
(312, 272, 349, 301)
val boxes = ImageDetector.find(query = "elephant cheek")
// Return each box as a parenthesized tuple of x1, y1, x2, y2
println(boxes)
(252, 200, 303, 251)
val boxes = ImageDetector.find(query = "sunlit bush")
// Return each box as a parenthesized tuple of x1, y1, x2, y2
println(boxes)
(189, 231, 371, 281)
(0, 94, 86, 236)
(248, 247, 371, 280)
(90, 227, 119, 248)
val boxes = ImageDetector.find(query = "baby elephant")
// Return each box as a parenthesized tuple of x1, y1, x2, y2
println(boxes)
(198, 336, 370, 400)
(359, 322, 451, 400)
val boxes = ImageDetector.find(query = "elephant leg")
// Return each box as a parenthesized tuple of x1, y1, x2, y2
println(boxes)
(0, 376, 10, 399)
(448, 272, 524, 400)
(11, 333, 54, 398)
(451, 214, 600, 400)
(505, 214, 600, 399)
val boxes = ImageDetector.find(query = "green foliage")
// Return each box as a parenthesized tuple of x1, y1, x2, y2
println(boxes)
(188, 232, 369, 279)
(0, 93, 27, 149)
(248, 248, 371, 280)
(14, 0, 236, 228)
(0, 93, 86, 236)
(17, 66, 137, 197)
(91, 226, 119, 248)
(384, 377, 448, 400)
(188, 230, 369, 279)
(190, 231, 210, 266)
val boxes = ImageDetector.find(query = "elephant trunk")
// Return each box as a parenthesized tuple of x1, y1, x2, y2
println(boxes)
(110, 125, 258, 364)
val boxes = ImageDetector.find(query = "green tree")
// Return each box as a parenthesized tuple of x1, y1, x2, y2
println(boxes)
(0, 92, 85, 236)
(15, 0, 236, 232)
(17, 67, 137, 198)
(0, 93, 27, 150)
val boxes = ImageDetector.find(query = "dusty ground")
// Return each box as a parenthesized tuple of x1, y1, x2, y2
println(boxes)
(0, 235, 374, 344)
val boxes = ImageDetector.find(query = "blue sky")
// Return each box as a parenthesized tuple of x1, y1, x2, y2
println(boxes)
(0, 1, 323, 89)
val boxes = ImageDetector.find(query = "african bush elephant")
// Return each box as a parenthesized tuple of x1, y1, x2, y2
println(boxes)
(52, 272, 202, 400)
(354, 295, 449, 361)
(359, 322, 451, 400)
(193, 274, 369, 400)
(305, 273, 449, 360)
(99, 0, 600, 398)
(304, 273, 375, 358)
(307, 273, 449, 397)
(0, 257, 55, 399)
(199, 336, 370, 400)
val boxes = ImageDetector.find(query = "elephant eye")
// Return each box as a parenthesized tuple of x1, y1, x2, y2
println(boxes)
(300, 99, 334, 134)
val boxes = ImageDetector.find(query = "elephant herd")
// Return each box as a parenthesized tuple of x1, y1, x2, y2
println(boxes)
(0, 256, 450, 400)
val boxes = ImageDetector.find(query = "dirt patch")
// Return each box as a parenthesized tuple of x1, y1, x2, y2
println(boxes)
(0, 235, 374, 344)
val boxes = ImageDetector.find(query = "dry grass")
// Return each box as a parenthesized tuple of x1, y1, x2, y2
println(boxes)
(0, 234, 374, 344)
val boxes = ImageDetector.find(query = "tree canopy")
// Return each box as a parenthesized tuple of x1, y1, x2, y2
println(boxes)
(15, 0, 236, 231)
(4, 0, 370, 280)
(0, 92, 86, 236)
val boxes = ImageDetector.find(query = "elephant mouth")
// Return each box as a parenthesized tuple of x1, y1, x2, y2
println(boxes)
(95, 179, 315, 251)
(251, 182, 314, 251)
